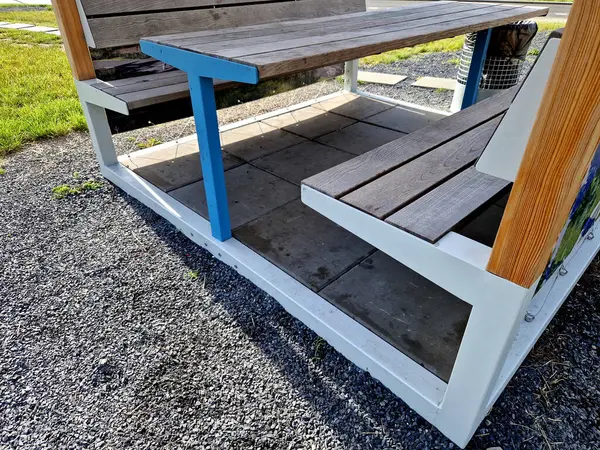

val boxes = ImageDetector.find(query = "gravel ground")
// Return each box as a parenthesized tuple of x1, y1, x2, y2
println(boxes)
(2, 30, 599, 450)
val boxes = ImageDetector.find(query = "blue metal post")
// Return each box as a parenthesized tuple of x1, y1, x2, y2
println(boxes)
(461, 28, 492, 110)
(189, 75, 232, 241)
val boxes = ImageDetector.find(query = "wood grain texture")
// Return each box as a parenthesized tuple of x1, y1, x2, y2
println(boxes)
(87, 0, 366, 48)
(79, 0, 282, 16)
(51, 0, 95, 80)
(205, 3, 493, 59)
(302, 86, 518, 199)
(386, 167, 510, 243)
(182, 2, 479, 55)
(341, 117, 502, 219)
(487, 0, 600, 288)
(241, 6, 547, 78)
(151, 3, 446, 45)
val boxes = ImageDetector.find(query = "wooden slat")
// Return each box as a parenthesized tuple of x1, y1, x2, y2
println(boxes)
(51, 0, 95, 80)
(202, 3, 495, 58)
(87, 0, 365, 48)
(160, 2, 457, 48)
(91, 69, 185, 90)
(386, 167, 510, 243)
(103, 73, 189, 96)
(188, 2, 488, 57)
(80, 0, 280, 16)
(302, 86, 518, 199)
(488, 0, 600, 288)
(238, 6, 548, 78)
(341, 117, 502, 219)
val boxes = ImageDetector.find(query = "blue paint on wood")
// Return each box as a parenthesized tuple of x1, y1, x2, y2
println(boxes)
(461, 28, 492, 110)
(140, 40, 259, 84)
(189, 75, 232, 241)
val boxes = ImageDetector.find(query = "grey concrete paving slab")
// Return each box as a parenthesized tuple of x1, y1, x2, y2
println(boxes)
(169, 164, 299, 229)
(412, 76, 457, 91)
(221, 122, 305, 161)
(317, 122, 405, 155)
(122, 141, 243, 192)
(358, 71, 407, 86)
(313, 93, 394, 120)
(253, 141, 354, 185)
(0, 23, 35, 29)
(320, 250, 472, 382)
(235, 200, 374, 291)
(263, 106, 356, 139)
(364, 105, 440, 133)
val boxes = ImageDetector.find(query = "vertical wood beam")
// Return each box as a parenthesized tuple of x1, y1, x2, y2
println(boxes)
(51, 0, 95, 80)
(488, 0, 600, 288)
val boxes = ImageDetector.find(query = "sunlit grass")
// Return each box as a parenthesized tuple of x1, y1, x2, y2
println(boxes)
(0, 31, 85, 155)
(0, 7, 56, 27)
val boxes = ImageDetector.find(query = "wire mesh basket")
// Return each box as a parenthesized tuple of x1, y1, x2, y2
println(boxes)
(456, 33, 525, 90)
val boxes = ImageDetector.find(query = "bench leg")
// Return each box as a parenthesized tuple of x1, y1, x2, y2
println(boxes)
(344, 60, 359, 93)
(81, 102, 118, 167)
(461, 28, 492, 110)
(188, 75, 232, 242)
(435, 285, 532, 447)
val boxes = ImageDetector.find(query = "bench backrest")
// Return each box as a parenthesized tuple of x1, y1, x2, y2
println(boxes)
(77, 0, 367, 49)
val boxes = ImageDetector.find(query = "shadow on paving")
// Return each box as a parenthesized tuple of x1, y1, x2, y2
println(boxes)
(116, 186, 600, 450)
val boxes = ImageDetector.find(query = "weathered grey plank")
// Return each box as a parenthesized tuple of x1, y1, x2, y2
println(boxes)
(80, 0, 286, 16)
(341, 116, 502, 219)
(198, 3, 493, 58)
(149, 3, 448, 45)
(91, 68, 185, 90)
(385, 167, 510, 243)
(116, 82, 191, 109)
(239, 6, 548, 78)
(302, 86, 518, 199)
(182, 2, 479, 55)
(88, 0, 366, 48)
(103, 73, 189, 96)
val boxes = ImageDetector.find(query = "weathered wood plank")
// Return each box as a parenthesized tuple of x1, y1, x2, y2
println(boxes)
(51, 0, 95, 80)
(115, 79, 235, 109)
(88, 0, 366, 48)
(80, 0, 284, 16)
(92, 70, 186, 91)
(302, 86, 518, 199)
(201, 3, 494, 59)
(488, 0, 600, 288)
(386, 167, 510, 243)
(341, 117, 502, 219)
(239, 6, 548, 78)
(150, 3, 449, 45)
(180, 2, 478, 54)
(103, 73, 189, 96)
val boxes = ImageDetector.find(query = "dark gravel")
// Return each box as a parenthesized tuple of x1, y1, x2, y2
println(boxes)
(2, 29, 599, 450)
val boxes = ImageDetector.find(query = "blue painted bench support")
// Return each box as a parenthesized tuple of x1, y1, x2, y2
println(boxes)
(140, 40, 259, 241)
(462, 28, 492, 110)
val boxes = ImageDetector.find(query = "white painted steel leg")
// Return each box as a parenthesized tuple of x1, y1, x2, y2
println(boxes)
(81, 102, 118, 167)
(344, 60, 359, 92)
(435, 284, 534, 447)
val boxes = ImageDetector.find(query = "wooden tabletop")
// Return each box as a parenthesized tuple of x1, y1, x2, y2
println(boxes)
(143, 1, 548, 80)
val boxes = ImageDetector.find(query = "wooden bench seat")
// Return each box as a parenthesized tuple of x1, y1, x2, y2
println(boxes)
(303, 87, 519, 243)
(89, 71, 236, 111)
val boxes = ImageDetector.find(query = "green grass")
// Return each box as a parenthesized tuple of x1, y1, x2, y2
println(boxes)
(0, 13, 85, 156)
(52, 179, 103, 199)
(0, 8, 56, 27)
(361, 36, 465, 66)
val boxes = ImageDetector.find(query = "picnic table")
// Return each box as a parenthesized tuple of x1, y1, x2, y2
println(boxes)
(139, 1, 548, 241)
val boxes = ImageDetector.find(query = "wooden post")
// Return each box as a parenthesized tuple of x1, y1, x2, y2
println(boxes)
(51, 0, 95, 80)
(488, 0, 600, 288)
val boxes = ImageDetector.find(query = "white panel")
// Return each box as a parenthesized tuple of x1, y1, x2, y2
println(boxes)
(476, 39, 560, 182)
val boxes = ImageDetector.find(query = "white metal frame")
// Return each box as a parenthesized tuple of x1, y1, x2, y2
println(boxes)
(80, 85, 598, 447)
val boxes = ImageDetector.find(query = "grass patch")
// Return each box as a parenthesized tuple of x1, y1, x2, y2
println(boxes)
(0, 167, 5, 175)
(0, 8, 57, 27)
(52, 179, 103, 199)
(0, 27, 85, 156)
(136, 138, 163, 149)
(361, 36, 464, 66)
